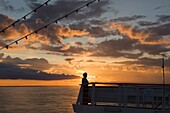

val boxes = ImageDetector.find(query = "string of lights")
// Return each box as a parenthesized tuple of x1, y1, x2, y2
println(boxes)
(0, 0, 51, 34)
(0, 0, 100, 50)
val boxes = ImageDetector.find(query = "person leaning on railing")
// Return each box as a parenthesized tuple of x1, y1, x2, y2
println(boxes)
(82, 72, 89, 105)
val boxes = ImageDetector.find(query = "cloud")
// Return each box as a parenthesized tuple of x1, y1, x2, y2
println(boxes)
(32, 44, 87, 56)
(157, 15, 170, 22)
(65, 58, 75, 62)
(0, 0, 15, 11)
(0, 0, 25, 12)
(57, 26, 89, 37)
(2, 55, 52, 71)
(26, 0, 110, 22)
(135, 44, 169, 56)
(154, 6, 166, 10)
(0, 13, 89, 49)
(90, 38, 142, 58)
(87, 26, 112, 37)
(108, 22, 151, 41)
(0, 62, 79, 80)
(0, 14, 30, 40)
(85, 59, 106, 63)
(108, 21, 170, 45)
(137, 21, 160, 26)
(114, 57, 170, 68)
(65, 58, 75, 64)
(113, 15, 146, 22)
(0, 0, 112, 51)
(0, 53, 79, 80)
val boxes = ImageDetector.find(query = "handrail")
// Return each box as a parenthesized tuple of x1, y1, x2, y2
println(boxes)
(88, 82, 170, 86)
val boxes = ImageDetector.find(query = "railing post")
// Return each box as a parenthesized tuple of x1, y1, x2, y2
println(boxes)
(119, 85, 122, 108)
(123, 84, 127, 107)
(136, 86, 139, 108)
(91, 83, 96, 106)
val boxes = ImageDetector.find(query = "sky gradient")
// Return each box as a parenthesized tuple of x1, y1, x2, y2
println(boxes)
(0, 0, 170, 86)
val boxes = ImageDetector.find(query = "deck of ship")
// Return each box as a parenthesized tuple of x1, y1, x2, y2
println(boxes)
(73, 82, 170, 113)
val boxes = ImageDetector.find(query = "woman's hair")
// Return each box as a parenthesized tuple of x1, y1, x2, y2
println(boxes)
(83, 72, 87, 78)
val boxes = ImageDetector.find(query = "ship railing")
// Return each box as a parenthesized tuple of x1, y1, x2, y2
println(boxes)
(76, 82, 170, 110)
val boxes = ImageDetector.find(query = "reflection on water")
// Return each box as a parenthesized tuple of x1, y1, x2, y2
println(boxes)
(0, 86, 79, 113)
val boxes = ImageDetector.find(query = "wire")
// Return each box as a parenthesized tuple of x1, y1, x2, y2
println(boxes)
(0, 0, 51, 34)
(0, 0, 100, 50)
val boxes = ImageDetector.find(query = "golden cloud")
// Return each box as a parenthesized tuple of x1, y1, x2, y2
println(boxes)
(108, 22, 170, 45)
(109, 22, 150, 40)
(58, 26, 89, 37)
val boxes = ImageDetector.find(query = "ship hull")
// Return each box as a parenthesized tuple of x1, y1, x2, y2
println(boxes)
(72, 104, 170, 113)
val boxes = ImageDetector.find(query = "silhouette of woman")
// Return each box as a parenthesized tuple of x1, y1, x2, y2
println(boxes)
(82, 72, 89, 105)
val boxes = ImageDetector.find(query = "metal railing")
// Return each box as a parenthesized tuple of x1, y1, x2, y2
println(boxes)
(76, 82, 170, 110)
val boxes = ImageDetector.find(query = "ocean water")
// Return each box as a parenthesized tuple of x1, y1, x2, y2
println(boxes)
(0, 86, 79, 113)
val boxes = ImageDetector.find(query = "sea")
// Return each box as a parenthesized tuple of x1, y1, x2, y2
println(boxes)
(0, 86, 79, 113)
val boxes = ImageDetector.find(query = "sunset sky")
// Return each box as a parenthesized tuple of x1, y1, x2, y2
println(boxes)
(0, 0, 170, 86)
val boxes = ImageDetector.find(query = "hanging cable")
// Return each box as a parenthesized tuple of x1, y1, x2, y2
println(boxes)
(0, 0, 100, 50)
(0, 0, 51, 34)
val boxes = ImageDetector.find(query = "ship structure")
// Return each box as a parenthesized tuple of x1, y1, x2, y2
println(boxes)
(73, 82, 170, 113)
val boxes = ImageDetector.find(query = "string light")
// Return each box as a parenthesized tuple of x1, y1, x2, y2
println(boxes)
(34, 9, 37, 12)
(0, 0, 51, 34)
(0, 0, 100, 50)
(23, 16, 26, 20)
(5, 45, 8, 49)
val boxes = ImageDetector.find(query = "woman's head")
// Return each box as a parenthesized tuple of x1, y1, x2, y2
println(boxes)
(83, 72, 87, 78)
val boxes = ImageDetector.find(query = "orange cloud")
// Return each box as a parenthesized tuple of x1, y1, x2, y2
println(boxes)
(108, 22, 170, 45)
(0, 23, 29, 39)
(109, 22, 150, 39)
(58, 26, 89, 37)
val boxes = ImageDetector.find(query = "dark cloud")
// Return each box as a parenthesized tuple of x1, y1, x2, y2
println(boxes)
(113, 15, 146, 22)
(21, 0, 111, 44)
(35, 44, 87, 56)
(86, 59, 106, 63)
(0, 62, 79, 80)
(0, 13, 30, 42)
(142, 23, 170, 43)
(75, 42, 83, 46)
(157, 15, 170, 22)
(0, 53, 79, 80)
(89, 19, 106, 26)
(26, 0, 110, 23)
(65, 58, 74, 62)
(115, 57, 170, 68)
(137, 21, 160, 26)
(65, 58, 74, 64)
(135, 44, 169, 56)
(154, 6, 166, 10)
(2, 55, 52, 71)
(87, 26, 113, 37)
(0, 13, 14, 28)
(90, 38, 141, 58)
